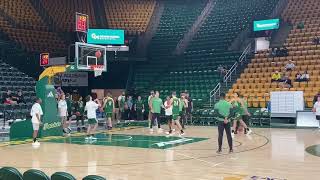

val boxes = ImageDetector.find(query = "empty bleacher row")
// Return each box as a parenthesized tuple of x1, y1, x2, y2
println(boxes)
(105, 0, 155, 35)
(133, 0, 207, 92)
(41, 0, 97, 31)
(227, 0, 320, 108)
(0, 61, 36, 121)
(0, 0, 67, 55)
(149, 0, 278, 104)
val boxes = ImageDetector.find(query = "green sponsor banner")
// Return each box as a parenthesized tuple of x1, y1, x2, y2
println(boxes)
(87, 29, 124, 45)
(253, 19, 279, 31)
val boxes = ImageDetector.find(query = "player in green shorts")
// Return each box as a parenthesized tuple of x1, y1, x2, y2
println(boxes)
(84, 95, 100, 141)
(231, 93, 252, 137)
(103, 92, 114, 130)
(168, 91, 184, 136)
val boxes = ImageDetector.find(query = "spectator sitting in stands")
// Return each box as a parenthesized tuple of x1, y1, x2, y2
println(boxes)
(297, 22, 304, 29)
(301, 71, 310, 82)
(16, 90, 25, 104)
(271, 71, 281, 82)
(285, 60, 295, 71)
(269, 48, 277, 58)
(2, 90, 17, 105)
(281, 46, 288, 57)
(312, 36, 320, 45)
(280, 75, 292, 88)
(295, 71, 302, 82)
(275, 47, 281, 57)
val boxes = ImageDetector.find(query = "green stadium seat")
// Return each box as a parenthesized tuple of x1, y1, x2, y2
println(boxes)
(23, 169, 50, 180)
(82, 175, 106, 180)
(51, 172, 76, 180)
(0, 167, 23, 180)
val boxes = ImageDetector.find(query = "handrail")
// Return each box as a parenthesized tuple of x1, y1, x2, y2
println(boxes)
(223, 61, 238, 82)
(239, 43, 251, 63)
(209, 82, 221, 107)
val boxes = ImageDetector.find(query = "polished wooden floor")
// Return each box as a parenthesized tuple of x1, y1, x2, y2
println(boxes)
(1, 126, 320, 180)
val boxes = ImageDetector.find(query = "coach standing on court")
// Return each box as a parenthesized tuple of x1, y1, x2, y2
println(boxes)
(214, 93, 233, 153)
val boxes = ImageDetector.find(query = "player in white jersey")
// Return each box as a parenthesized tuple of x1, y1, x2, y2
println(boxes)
(30, 98, 43, 146)
(84, 95, 101, 141)
(312, 95, 320, 129)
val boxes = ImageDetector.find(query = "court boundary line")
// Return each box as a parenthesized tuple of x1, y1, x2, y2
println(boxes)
(0, 131, 270, 170)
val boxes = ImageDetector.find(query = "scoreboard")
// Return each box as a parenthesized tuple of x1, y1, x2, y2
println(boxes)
(75, 12, 89, 32)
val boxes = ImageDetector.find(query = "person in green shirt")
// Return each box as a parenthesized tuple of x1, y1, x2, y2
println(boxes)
(167, 91, 184, 136)
(179, 92, 188, 129)
(230, 93, 252, 136)
(149, 91, 164, 132)
(103, 92, 115, 130)
(135, 95, 144, 120)
(214, 93, 233, 153)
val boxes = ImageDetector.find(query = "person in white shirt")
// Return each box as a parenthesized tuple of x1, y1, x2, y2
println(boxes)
(285, 60, 295, 71)
(164, 96, 173, 134)
(58, 94, 69, 134)
(84, 95, 100, 140)
(312, 96, 320, 129)
(30, 98, 43, 146)
(301, 71, 310, 82)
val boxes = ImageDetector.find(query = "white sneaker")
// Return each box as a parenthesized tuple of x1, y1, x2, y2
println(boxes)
(246, 129, 252, 135)
(91, 136, 97, 140)
(172, 129, 176, 132)
(32, 141, 40, 146)
(231, 132, 235, 138)
(165, 131, 170, 135)
(85, 136, 91, 140)
(180, 132, 185, 136)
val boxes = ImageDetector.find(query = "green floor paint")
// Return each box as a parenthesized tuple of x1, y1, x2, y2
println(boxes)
(305, 144, 320, 157)
(44, 133, 209, 149)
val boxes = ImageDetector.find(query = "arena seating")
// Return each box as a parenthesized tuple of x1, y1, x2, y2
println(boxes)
(105, 0, 156, 35)
(227, 0, 320, 108)
(41, 0, 97, 31)
(0, 167, 105, 180)
(151, 0, 278, 102)
(0, 0, 67, 54)
(0, 60, 36, 121)
(132, 0, 206, 92)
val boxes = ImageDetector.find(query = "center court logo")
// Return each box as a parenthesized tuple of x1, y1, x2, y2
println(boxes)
(43, 122, 61, 131)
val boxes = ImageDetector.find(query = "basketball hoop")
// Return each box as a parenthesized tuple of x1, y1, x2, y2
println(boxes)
(90, 65, 104, 77)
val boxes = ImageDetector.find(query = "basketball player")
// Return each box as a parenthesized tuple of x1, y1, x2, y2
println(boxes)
(148, 90, 155, 128)
(58, 94, 70, 135)
(168, 92, 184, 136)
(164, 96, 173, 134)
(84, 95, 101, 140)
(312, 95, 320, 129)
(179, 92, 188, 129)
(214, 93, 233, 153)
(30, 98, 43, 146)
(103, 92, 114, 130)
(117, 91, 126, 122)
(135, 95, 144, 120)
(230, 93, 252, 137)
(74, 96, 85, 132)
(149, 91, 163, 133)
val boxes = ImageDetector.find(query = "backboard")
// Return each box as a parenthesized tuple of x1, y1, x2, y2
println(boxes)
(75, 42, 107, 72)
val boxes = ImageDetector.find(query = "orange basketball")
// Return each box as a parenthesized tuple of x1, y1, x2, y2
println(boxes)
(95, 50, 102, 58)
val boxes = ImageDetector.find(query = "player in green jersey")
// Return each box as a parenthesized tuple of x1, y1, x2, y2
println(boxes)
(103, 92, 115, 130)
(231, 93, 252, 137)
(149, 91, 164, 133)
(167, 91, 185, 136)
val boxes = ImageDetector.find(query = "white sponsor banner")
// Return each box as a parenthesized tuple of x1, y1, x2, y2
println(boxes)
(53, 72, 88, 87)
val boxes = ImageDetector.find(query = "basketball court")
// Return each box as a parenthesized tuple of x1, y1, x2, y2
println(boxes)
(1, 126, 320, 180)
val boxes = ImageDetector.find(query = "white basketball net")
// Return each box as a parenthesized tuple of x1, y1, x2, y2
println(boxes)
(90, 65, 104, 77)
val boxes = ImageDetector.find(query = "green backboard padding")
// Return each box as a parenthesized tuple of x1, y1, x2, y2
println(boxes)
(9, 119, 34, 140)
(23, 169, 50, 180)
(0, 167, 23, 180)
(83, 175, 106, 180)
(51, 172, 76, 180)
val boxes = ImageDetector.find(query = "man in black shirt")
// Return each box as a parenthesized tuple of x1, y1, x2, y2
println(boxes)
(185, 92, 193, 124)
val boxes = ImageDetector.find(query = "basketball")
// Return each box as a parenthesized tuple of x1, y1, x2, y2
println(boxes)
(95, 50, 102, 58)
